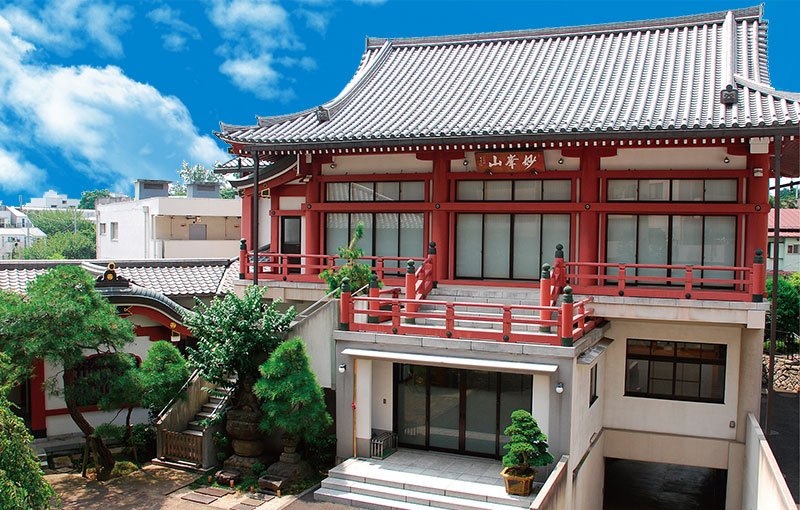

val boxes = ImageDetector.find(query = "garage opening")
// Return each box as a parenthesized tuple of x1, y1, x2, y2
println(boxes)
(603, 458, 726, 510)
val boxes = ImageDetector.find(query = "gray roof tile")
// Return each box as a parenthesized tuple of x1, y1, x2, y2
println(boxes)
(218, 7, 798, 149)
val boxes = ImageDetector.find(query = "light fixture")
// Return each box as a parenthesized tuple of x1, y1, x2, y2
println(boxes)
(754, 167, 764, 177)
(338, 364, 347, 374)
(463, 159, 469, 166)
(558, 157, 564, 165)
(724, 156, 730, 164)
(555, 383, 564, 394)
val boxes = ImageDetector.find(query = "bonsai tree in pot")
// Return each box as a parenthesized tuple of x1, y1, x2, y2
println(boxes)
(501, 410, 554, 496)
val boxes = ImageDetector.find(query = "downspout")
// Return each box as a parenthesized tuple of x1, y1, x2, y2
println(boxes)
(252, 151, 260, 288)
(765, 135, 782, 434)
(352, 358, 358, 458)
(143, 206, 149, 259)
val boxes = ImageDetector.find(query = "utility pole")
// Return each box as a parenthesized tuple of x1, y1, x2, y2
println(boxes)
(765, 134, 782, 435)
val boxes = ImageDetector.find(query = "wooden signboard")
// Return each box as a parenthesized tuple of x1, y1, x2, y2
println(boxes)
(475, 151, 545, 173)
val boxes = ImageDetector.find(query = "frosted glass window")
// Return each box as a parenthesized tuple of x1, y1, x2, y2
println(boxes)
(458, 181, 484, 201)
(542, 180, 571, 201)
(705, 180, 737, 201)
(541, 214, 570, 266)
(671, 216, 703, 279)
(637, 216, 669, 280)
(702, 216, 736, 284)
(401, 181, 425, 201)
(375, 213, 399, 267)
(351, 213, 373, 256)
(399, 213, 424, 261)
(485, 181, 512, 201)
(672, 180, 704, 201)
(375, 182, 399, 201)
(325, 213, 349, 258)
(326, 182, 349, 202)
(607, 180, 637, 201)
(483, 215, 511, 278)
(350, 182, 374, 201)
(639, 180, 669, 201)
(513, 215, 541, 279)
(606, 215, 636, 277)
(514, 180, 542, 201)
(456, 214, 482, 277)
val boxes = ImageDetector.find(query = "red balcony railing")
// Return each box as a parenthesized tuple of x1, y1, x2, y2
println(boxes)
(548, 244, 767, 303)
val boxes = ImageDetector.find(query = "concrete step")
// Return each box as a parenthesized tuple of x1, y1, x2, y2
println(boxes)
(202, 403, 219, 413)
(414, 317, 544, 333)
(429, 285, 541, 305)
(320, 478, 525, 510)
(181, 429, 203, 437)
(187, 420, 203, 431)
(195, 411, 213, 420)
(324, 460, 533, 509)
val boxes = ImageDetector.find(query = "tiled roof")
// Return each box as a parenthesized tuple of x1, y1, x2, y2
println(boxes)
(769, 209, 800, 230)
(0, 259, 239, 297)
(217, 7, 799, 150)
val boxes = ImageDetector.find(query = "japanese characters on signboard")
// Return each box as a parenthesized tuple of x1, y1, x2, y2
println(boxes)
(475, 151, 546, 173)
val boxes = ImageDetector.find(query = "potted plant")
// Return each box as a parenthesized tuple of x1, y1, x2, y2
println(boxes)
(501, 410, 554, 496)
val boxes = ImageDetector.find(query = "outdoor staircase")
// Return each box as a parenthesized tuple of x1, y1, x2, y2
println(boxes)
(316, 454, 538, 510)
(183, 391, 228, 437)
(414, 284, 551, 334)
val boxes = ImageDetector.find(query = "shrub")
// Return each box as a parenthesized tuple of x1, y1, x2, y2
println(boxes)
(320, 221, 378, 295)
(502, 410, 554, 476)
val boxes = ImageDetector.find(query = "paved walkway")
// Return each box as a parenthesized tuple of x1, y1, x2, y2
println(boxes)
(46, 465, 296, 510)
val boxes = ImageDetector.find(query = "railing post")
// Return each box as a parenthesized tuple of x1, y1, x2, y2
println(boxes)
(376, 259, 385, 281)
(339, 278, 351, 331)
(554, 244, 566, 287)
(560, 286, 574, 347)
(405, 260, 417, 322)
(239, 238, 247, 279)
(539, 263, 552, 333)
(281, 253, 289, 279)
(684, 266, 693, 299)
(617, 266, 626, 296)
(428, 242, 438, 288)
(445, 303, 455, 337)
(502, 306, 511, 342)
(752, 249, 765, 302)
(391, 302, 401, 332)
(368, 274, 380, 324)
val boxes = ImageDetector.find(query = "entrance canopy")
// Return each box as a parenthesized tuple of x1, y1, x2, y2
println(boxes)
(341, 348, 558, 374)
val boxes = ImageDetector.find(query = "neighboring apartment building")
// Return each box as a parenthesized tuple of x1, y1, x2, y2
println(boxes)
(24, 189, 80, 210)
(96, 180, 242, 259)
(206, 6, 798, 510)
(0, 204, 46, 259)
(767, 209, 800, 273)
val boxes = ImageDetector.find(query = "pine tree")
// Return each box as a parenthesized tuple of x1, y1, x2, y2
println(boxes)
(502, 410, 554, 475)
(254, 338, 332, 444)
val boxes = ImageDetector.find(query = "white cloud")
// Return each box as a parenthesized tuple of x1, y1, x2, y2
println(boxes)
(0, 15, 227, 193)
(296, 8, 328, 35)
(0, 147, 44, 192)
(219, 54, 291, 101)
(0, 0, 133, 57)
(147, 5, 201, 52)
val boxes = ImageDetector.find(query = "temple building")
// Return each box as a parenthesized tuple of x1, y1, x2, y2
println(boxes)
(213, 6, 797, 509)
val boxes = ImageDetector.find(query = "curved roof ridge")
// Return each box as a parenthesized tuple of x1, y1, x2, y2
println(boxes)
(366, 6, 762, 48)
(735, 74, 800, 102)
(255, 41, 392, 129)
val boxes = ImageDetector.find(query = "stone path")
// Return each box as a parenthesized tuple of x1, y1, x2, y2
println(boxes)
(46, 465, 284, 510)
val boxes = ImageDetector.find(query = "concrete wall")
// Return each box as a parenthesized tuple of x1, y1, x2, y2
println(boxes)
(290, 298, 339, 389)
(603, 320, 742, 440)
(371, 360, 393, 432)
(569, 353, 606, 510)
(742, 413, 797, 510)
(162, 239, 239, 258)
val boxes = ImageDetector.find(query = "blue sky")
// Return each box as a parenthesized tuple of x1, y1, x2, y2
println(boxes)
(0, 0, 798, 206)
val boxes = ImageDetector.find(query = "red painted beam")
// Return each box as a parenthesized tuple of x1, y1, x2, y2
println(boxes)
(126, 306, 191, 337)
(30, 360, 46, 434)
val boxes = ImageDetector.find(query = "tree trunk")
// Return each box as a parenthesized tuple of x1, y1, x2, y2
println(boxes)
(63, 370, 115, 478)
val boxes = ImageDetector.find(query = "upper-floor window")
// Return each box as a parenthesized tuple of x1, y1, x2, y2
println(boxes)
(110, 222, 119, 241)
(625, 339, 726, 403)
(457, 180, 571, 201)
(589, 364, 598, 407)
(607, 179, 737, 202)
(326, 181, 425, 202)
(99, 223, 107, 235)
(788, 244, 800, 254)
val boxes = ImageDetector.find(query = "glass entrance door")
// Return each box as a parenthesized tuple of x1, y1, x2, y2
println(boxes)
(281, 216, 302, 273)
(395, 364, 532, 458)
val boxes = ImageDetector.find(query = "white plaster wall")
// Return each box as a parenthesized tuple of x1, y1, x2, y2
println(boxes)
(280, 197, 304, 210)
(742, 414, 797, 510)
(371, 360, 393, 432)
(355, 359, 373, 442)
(604, 428, 730, 469)
(603, 320, 741, 440)
(96, 204, 148, 259)
(600, 147, 747, 170)
(290, 299, 338, 389)
(568, 355, 606, 510)
(162, 240, 239, 258)
(47, 408, 150, 437)
(324, 154, 432, 175)
(572, 434, 606, 510)
(532, 374, 551, 439)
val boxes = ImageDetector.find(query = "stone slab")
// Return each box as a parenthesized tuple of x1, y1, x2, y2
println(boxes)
(180, 492, 218, 504)
(195, 487, 233, 497)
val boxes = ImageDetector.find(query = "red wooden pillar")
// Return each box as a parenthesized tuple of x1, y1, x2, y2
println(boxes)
(560, 287, 574, 347)
(431, 158, 449, 282)
(270, 186, 280, 255)
(539, 263, 552, 332)
(30, 359, 47, 437)
(746, 153, 770, 266)
(578, 150, 600, 287)
(306, 157, 322, 274)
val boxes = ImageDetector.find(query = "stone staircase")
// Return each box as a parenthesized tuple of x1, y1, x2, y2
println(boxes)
(316, 452, 539, 510)
(415, 284, 552, 334)
(183, 392, 228, 438)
